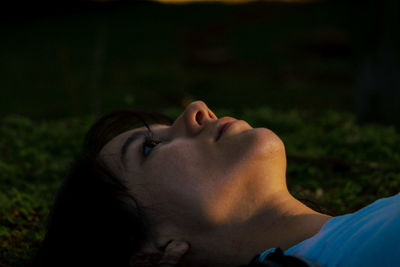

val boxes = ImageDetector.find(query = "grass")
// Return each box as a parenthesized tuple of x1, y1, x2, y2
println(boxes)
(1, 106, 399, 266)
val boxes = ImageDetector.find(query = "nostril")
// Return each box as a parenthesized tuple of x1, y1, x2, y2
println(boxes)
(195, 111, 203, 125)
(208, 111, 216, 120)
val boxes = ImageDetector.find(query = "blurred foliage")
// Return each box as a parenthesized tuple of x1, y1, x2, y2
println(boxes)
(1, 107, 400, 266)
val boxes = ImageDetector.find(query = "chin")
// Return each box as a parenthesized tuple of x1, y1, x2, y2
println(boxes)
(244, 128, 287, 192)
(249, 127, 286, 158)
(221, 126, 286, 177)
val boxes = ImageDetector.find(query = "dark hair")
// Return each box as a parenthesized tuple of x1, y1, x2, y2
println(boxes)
(32, 109, 174, 267)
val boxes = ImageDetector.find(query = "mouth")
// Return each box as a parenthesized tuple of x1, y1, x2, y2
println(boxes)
(215, 117, 237, 141)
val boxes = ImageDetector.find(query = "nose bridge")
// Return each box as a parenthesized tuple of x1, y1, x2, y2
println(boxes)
(171, 101, 216, 137)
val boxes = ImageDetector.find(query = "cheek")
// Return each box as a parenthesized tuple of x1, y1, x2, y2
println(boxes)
(153, 141, 206, 179)
(142, 142, 223, 227)
(145, 141, 214, 203)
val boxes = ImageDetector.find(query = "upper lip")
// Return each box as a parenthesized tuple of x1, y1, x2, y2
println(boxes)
(215, 117, 236, 141)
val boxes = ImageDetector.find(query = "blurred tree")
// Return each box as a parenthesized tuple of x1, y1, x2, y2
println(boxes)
(88, 15, 108, 116)
(351, 0, 400, 128)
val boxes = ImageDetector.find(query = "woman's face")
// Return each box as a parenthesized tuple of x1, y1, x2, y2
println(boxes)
(100, 101, 287, 233)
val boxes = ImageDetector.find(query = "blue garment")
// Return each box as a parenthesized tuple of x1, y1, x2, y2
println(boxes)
(259, 193, 400, 266)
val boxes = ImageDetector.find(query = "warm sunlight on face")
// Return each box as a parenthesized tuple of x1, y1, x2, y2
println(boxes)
(100, 101, 287, 232)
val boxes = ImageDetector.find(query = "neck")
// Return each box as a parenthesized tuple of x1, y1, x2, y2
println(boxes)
(183, 192, 332, 267)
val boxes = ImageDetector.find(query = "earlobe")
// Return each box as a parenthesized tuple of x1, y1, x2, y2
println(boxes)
(130, 240, 163, 266)
(158, 240, 190, 266)
(130, 240, 190, 266)
(130, 251, 162, 266)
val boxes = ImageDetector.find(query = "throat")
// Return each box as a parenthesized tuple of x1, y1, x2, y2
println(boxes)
(184, 197, 332, 266)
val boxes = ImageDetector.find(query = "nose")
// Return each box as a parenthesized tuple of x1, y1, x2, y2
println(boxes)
(172, 100, 217, 136)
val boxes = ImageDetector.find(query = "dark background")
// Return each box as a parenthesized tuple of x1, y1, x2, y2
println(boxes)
(1, 0, 399, 125)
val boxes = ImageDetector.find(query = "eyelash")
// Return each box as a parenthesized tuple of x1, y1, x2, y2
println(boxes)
(142, 131, 161, 157)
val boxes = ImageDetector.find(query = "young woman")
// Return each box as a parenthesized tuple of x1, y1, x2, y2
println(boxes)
(33, 101, 400, 267)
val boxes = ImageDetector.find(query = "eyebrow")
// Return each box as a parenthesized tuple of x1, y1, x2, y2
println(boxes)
(120, 130, 147, 168)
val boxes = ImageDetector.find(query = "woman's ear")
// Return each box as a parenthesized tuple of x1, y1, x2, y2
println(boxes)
(130, 240, 190, 266)
(158, 240, 190, 266)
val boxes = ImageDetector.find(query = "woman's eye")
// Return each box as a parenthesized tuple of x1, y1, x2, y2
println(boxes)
(142, 139, 160, 157)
